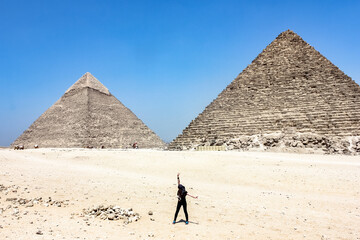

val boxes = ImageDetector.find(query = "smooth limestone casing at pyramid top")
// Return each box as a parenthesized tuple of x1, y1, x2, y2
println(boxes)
(12, 73, 166, 149)
(169, 30, 360, 154)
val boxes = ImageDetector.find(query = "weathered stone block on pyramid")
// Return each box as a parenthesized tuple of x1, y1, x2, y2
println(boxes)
(12, 73, 166, 149)
(169, 30, 360, 154)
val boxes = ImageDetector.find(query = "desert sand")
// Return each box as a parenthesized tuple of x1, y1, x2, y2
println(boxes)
(0, 149, 359, 240)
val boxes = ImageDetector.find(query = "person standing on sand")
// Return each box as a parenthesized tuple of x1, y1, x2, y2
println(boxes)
(173, 173, 198, 224)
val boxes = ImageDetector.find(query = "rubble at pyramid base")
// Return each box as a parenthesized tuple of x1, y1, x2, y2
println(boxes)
(170, 133, 360, 155)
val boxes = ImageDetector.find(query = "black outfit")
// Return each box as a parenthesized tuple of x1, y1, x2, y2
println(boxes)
(173, 184, 188, 222)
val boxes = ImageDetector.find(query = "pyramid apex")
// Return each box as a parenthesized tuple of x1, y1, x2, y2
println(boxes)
(65, 73, 110, 95)
(276, 29, 302, 41)
(283, 29, 295, 33)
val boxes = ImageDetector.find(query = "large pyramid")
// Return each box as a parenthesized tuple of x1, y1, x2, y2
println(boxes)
(169, 30, 360, 154)
(12, 73, 166, 149)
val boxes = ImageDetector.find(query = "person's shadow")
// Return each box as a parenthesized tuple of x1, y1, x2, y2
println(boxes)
(173, 219, 199, 225)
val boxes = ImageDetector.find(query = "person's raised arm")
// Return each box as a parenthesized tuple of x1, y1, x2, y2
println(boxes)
(177, 173, 180, 185)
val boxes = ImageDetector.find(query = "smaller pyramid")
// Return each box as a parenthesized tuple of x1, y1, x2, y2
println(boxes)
(12, 73, 166, 149)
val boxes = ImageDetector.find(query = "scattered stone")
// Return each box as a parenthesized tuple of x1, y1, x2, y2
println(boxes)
(148, 211, 153, 215)
(150, 218, 155, 221)
(13, 208, 19, 215)
(1, 187, 69, 209)
(36, 230, 43, 235)
(6, 198, 17, 202)
(0, 184, 6, 192)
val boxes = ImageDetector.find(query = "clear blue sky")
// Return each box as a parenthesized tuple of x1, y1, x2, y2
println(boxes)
(0, 0, 359, 146)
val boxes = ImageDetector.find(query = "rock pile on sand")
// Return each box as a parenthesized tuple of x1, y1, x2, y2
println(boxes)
(81, 205, 140, 224)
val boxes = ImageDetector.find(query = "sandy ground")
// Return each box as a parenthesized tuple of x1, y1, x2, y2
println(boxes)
(0, 149, 359, 240)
